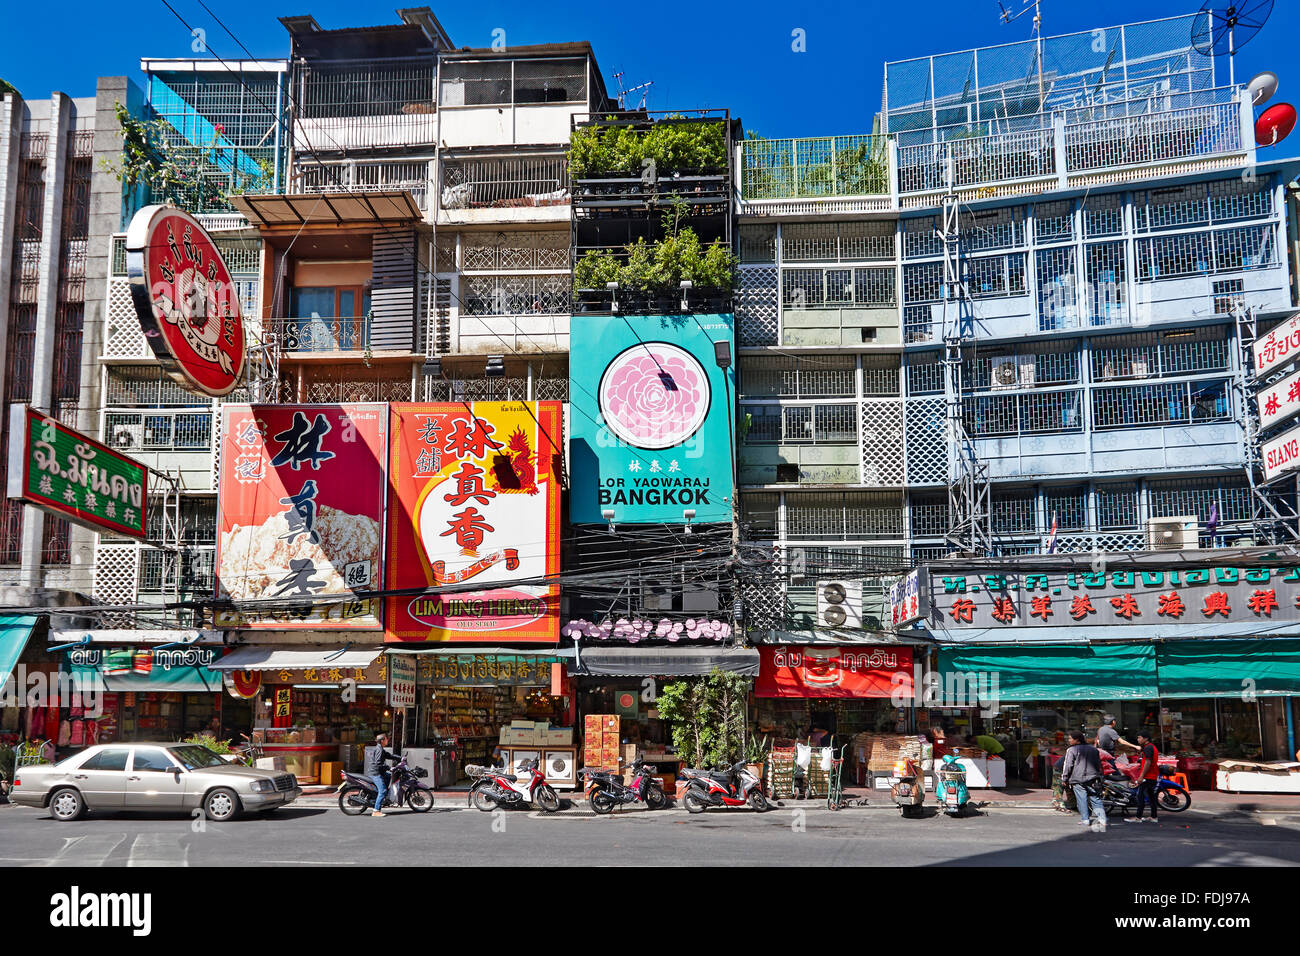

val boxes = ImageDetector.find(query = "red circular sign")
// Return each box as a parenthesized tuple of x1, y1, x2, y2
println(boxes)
(126, 205, 246, 397)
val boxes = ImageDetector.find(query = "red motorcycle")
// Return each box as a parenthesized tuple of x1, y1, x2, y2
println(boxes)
(467, 758, 561, 813)
(680, 760, 770, 813)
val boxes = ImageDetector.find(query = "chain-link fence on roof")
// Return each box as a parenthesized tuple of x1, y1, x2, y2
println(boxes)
(883, 13, 1219, 146)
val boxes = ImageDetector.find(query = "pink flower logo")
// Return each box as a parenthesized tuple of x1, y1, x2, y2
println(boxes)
(598, 343, 710, 449)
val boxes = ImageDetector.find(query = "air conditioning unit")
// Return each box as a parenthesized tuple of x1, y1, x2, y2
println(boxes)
(817, 580, 863, 629)
(990, 355, 1036, 390)
(109, 419, 144, 450)
(1146, 516, 1200, 551)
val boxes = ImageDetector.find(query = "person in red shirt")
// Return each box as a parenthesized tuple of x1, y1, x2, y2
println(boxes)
(1129, 730, 1161, 824)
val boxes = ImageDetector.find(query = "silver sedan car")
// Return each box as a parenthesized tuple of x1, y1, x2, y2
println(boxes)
(9, 742, 301, 822)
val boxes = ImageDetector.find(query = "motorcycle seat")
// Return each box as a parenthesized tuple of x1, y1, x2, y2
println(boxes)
(498, 773, 518, 783)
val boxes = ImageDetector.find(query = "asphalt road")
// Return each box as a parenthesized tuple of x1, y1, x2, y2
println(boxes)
(3, 799, 1300, 866)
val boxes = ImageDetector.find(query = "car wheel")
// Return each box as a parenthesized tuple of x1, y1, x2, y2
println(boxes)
(49, 787, 84, 822)
(203, 787, 241, 822)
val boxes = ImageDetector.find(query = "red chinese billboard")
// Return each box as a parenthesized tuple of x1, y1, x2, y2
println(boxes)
(755, 646, 913, 699)
(214, 404, 388, 629)
(386, 402, 562, 643)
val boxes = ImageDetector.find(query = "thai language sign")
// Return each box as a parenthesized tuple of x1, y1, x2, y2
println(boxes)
(411, 654, 563, 686)
(926, 565, 1300, 628)
(386, 402, 562, 643)
(569, 314, 735, 524)
(214, 404, 388, 629)
(1256, 366, 1300, 431)
(387, 654, 416, 707)
(1253, 312, 1300, 377)
(1262, 422, 1300, 480)
(126, 205, 246, 397)
(755, 646, 914, 698)
(889, 570, 928, 627)
(6, 405, 147, 539)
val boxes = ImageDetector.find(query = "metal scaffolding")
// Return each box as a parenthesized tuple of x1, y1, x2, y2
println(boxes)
(940, 150, 992, 556)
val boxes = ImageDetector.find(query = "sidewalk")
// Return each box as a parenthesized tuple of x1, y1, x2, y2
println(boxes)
(293, 783, 1300, 815)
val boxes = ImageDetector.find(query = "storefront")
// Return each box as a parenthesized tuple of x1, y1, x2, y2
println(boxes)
(1, 615, 49, 750)
(573, 643, 760, 787)
(917, 559, 1300, 789)
(61, 638, 225, 754)
(211, 645, 388, 782)
(752, 644, 914, 785)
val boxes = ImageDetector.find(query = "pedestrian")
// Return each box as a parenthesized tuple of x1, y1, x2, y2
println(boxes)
(1058, 730, 1107, 832)
(1095, 714, 1135, 755)
(1129, 730, 1161, 824)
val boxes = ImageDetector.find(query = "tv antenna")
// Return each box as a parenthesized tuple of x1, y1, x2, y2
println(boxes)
(998, 0, 1046, 114)
(1191, 0, 1274, 88)
(612, 71, 654, 110)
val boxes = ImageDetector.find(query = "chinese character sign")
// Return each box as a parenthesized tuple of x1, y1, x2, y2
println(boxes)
(386, 402, 561, 643)
(215, 404, 388, 629)
(924, 566, 1300, 630)
(1256, 366, 1300, 431)
(387, 655, 416, 707)
(569, 314, 735, 524)
(7, 405, 148, 538)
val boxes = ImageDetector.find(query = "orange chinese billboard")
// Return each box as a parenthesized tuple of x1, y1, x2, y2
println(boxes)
(214, 404, 388, 629)
(386, 402, 561, 643)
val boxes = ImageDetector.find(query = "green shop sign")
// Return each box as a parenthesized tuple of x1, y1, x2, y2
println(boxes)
(6, 405, 147, 539)
(923, 565, 1300, 628)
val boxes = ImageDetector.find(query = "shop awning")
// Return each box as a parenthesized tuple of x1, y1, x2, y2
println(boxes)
(1156, 639, 1300, 697)
(575, 645, 760, 677)
(924, 620, 1300, 644)
(938, 644, 1157, 701)
(210, 646, 385, 671)
(229, 190, 422, 229)
(0, 615, 38, 688)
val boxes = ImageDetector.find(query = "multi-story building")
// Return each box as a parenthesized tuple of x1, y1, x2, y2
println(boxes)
(736, 12, 1300, 761)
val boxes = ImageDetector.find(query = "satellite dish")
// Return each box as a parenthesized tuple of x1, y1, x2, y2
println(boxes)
(1247, 70, 1279, 106)
(1192, 1, 1274, 57)
(1255, 102, 1296, 146)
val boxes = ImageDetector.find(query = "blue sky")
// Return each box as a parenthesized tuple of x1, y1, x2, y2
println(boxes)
(2, 0, 1297, 137)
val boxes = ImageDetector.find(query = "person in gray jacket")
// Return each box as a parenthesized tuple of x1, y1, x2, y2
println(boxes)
(1059, 730, 1107, 832)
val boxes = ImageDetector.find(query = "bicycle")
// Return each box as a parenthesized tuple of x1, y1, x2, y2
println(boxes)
(231, 733, 265, 768)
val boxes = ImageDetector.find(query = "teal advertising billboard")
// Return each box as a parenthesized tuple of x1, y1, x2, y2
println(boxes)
(570, 314, 735, 524)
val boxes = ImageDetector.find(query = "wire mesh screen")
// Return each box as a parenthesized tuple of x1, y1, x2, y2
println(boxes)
(884, 14, 1216, 143)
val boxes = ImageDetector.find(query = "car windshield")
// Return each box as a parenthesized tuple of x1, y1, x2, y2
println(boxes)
(168, 745, 230, 770)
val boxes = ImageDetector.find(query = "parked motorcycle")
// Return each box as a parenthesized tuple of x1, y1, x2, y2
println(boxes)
(467, 758, 561, 813)
(891, 757, 926, 818)
(1101, 770, 1191, 817)
(581, 757, 669, 814)
(337, 757, 434, 815)
(680, 760, 769, 813)
(935, 753, 972, 817)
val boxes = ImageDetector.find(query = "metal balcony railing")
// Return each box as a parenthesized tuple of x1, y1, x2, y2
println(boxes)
(894, 91, 1250, 197)
(269, 315, 371, 353)
(103, 409, 212, 453)
(440, 154, 569, 210)
(295, 161, 431, 211)
(740, 134, 891, 200)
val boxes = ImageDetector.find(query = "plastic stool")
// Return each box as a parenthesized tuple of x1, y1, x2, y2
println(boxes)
(1165, 771, 1190, 792)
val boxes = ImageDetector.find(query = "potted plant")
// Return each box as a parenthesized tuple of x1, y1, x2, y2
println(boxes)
(744, 735, 770, 793)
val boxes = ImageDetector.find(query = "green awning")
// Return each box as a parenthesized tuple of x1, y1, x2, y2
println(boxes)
(938, 644, 1157, 701)
(1156, 640, 1300, 698)
(0, 615, 38, 688)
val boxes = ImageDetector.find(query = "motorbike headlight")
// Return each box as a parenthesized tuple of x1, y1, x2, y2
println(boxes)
(249, 779, 274, 793)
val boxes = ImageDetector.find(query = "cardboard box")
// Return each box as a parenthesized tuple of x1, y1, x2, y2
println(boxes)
(545, 728, 572, 745)
(254, 756, 286, 772)
(601, 747, 621, 769)
(318, 761, 342, 786)
(584, 715, 605, 734)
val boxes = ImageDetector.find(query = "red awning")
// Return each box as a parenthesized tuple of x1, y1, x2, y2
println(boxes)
(755, 645, 913, 699)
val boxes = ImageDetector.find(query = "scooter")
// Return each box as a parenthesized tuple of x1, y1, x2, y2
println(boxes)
(891, 757, 926, 818)
(467, 757, 561, 813)
(935, 753, 972, 817)
(581, 757, 670, 814)
(680, 760, 769, 813)
(337, 757, 435, 815)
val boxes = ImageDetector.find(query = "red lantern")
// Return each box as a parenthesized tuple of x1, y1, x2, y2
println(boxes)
(1255, 103, 1297, 146)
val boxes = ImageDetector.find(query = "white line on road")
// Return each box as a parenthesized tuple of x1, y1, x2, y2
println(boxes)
(30, 834, 128, 867)
(127, 833, 189, 867)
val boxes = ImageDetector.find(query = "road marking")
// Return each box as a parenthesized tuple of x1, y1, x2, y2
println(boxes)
(127, 833, 189, 867)
(30, 833, 128, 867)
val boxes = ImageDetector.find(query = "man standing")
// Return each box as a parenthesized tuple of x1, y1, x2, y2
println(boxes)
(1096, 715, 1134, 756)
(364, 732, 401, 818)
(1130, 730, 1161, 824)
(1058, 730, 1107, 832)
